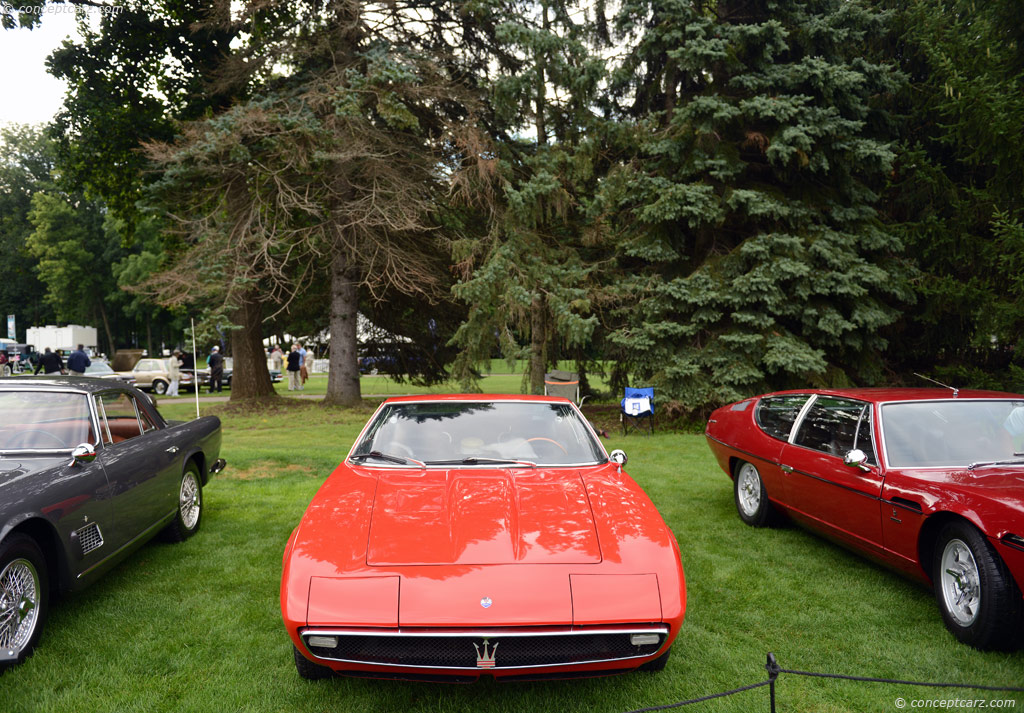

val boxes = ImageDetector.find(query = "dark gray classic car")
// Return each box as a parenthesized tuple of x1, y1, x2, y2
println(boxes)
(0, 377, 225, 666)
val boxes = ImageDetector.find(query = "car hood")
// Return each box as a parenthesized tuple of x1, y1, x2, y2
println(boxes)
(940, 466, 1024, 513)
(366, 468, 602, 566)
(283, 462, 686, 630)
(0, 455, 67, 498)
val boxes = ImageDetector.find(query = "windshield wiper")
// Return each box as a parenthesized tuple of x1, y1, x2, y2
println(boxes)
(424, 457, 537, 468)
(350, 451, 425, 468)
(967, 458, 1024, 471)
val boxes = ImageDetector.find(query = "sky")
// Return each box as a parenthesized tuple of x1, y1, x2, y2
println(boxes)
(0, 13, 80, 127)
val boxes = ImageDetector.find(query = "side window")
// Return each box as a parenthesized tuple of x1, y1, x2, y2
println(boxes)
(854, 406, 877, 465)
(95, 392, 144, 444)
(138, 404, 158, 433)
(793, 397, 871, 459)
(756, 395, 811, 441)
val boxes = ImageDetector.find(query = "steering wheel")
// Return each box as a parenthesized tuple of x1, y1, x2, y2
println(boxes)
(525, 437, 568, 455)
(7, 430, 68, 449)
(389, 442, 417, 458)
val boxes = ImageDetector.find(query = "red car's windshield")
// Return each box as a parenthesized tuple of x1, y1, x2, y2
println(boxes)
(881, 399, 1024, 468)
(351, 401, 606, 466)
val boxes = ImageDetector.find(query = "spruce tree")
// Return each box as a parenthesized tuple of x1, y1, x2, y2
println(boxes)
(448, 0, 605, 394)
(596, 0, 909, 409)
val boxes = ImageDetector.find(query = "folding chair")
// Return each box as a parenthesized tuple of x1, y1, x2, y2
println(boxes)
(544, 370, 581, 404)
(621, 386, 654, 435)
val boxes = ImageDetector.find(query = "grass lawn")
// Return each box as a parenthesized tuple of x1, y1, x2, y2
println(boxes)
(4, 401, 1022, 712)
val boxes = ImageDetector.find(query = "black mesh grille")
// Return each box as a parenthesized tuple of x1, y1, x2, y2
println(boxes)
(304, 631, 664, 669)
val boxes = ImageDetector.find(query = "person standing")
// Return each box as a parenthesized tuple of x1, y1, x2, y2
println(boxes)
(67, 344, 91, 376)
(167, 350, 183, 396)
(34, 347, 65, 375)
(296, 342, 307, 391)
(302, 350, 314, 387)
(286, 344, 302, 391)
(207, 346, 225, 393)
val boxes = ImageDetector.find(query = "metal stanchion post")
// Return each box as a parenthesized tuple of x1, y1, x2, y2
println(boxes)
(766, 653, 780, 713)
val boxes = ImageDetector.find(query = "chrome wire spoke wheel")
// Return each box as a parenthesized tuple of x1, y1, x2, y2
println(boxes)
(736, 463, 762, 518)
(0, 557, 40, 652)
(179, 471, 201, 530)
(940, 538, 981, 627)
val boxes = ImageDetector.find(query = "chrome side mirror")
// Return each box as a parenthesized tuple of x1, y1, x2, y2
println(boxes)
(69, 442, 97, 467)
(843, 448, 871, 472)
(609, 449, 628, 468)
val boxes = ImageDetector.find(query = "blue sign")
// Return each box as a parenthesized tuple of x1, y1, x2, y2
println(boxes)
(6, 315, 13, 341)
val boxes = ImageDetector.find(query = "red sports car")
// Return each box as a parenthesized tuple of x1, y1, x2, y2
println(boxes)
(281, 395, 686, 681)
(705, 387, 1024, 650)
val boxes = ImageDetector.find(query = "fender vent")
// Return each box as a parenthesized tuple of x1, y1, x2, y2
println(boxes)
(77, 523, 104, 555)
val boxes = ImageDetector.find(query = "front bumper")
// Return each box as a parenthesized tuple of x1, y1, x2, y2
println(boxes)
(296, 625, 669, 679)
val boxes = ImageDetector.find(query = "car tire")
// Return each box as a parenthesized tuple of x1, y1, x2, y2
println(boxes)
(293, 645, 334, 680)
(0, 534, 49, 666)
(152, 380, 168, 395)
(638, 646, 671, 672)
(933, 520, 1023, 650)
(162, 462, 203, 543)
(733, 460, 780, 528)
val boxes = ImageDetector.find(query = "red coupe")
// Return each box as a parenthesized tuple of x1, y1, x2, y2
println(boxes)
(281, 395, 686, 681)
(705, 387, 1024, 650)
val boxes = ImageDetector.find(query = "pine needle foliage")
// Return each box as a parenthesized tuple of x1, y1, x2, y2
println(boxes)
(594, 0, 911, 411)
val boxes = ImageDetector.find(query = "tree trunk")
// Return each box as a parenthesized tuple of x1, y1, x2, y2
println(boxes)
(535, 3, 549, 147)
(229, 289, 277, 401)
(529, 294, 546, 394)
(324, 250, 361, 406)
(96, 298, 115, 357)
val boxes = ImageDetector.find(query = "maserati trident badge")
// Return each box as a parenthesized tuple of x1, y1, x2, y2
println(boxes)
(480, 596, 493, 608)
(474, 639, 498, 668)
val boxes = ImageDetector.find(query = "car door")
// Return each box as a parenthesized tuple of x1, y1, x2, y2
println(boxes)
(25, 392, 116, 578)
(132, 359, 161, 389)
(780, 395, 885, 554)
(93, 389, 182, 548)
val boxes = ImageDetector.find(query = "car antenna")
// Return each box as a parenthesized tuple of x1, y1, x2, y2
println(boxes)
(914, 372, 959, 398)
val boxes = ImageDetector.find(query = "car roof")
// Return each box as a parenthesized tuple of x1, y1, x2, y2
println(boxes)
(0, 375, 137, 394)
(760, 387, 1024, 403)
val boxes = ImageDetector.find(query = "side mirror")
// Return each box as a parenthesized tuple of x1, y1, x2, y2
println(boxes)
(609, 449, 628, 467)
(843, 448, 871, 472)
(69, 442, 97, 467)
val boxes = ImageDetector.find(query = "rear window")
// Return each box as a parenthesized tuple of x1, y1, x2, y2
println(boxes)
(755, 395, 811, 441)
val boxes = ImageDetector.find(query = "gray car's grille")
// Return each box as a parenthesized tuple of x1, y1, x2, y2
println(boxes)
(302, 628, 666, 670)
(77, 523, 104, 555)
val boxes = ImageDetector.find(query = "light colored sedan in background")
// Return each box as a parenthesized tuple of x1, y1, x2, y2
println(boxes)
(117, 358, 194, 394)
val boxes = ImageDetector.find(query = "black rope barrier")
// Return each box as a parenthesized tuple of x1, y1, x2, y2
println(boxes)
(623, 679, 772, 713)
(622, 652, 1024, 713)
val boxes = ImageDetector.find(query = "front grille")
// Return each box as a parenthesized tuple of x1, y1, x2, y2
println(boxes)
(302, 628, 666, 670)
(76, 523, 104, 555)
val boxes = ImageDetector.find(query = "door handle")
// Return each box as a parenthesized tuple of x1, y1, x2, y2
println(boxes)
(781, 464, 793, 473)
(166, 446, 179, 454)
